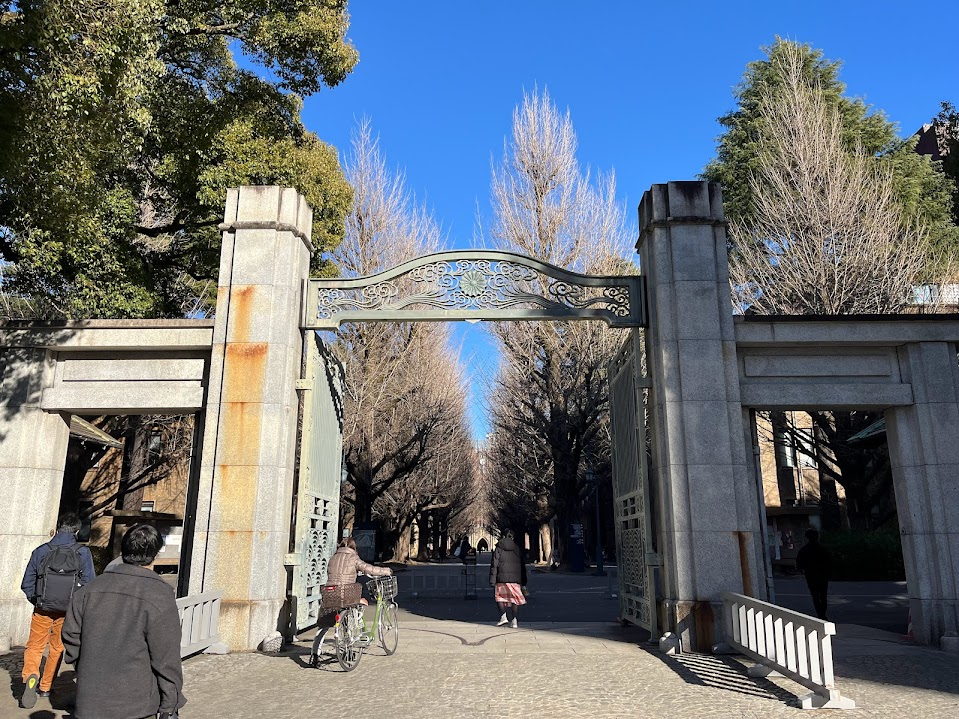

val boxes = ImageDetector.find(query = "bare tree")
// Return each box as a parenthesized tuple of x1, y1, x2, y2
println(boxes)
(483, 89, 632, 562)
(729, 44, 935, 314)
(730, 44, 943, 529)
(331, 122, 477, 559)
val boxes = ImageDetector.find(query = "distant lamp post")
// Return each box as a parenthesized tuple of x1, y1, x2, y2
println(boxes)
(588, 467, 606, 577)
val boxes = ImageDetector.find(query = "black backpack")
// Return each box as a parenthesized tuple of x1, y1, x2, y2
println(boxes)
(36, 543, 83, 612)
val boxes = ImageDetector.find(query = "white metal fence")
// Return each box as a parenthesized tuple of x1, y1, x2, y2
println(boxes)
(176, 590, 224, 658)
(721, 591, 855, 709)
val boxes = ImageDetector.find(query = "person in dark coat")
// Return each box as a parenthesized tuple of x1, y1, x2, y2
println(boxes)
(796, 528, 832, 620)
(490, 530, 528, 628)
(62, 524, 186, 719)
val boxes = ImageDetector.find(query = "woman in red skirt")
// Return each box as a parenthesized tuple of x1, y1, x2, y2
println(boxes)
(490, 530, 528, 628)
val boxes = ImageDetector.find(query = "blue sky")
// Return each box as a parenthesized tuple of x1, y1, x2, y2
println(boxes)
(298, 1, 958, 438)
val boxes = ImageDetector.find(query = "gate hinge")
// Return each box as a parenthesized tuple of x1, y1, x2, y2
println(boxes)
(645, 552, 660, 566)
(284, 552, 302, 567)
(295, 379, 312, 391)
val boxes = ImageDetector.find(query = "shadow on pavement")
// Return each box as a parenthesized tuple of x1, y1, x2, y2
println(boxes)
(645, 648, 799, 706)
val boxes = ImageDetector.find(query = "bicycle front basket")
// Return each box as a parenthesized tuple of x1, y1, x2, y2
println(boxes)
(371, 575, 398, 601)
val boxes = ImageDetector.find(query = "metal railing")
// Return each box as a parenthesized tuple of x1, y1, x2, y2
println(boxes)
(721, 591, 855, 710)
(176, 590, 224, 658)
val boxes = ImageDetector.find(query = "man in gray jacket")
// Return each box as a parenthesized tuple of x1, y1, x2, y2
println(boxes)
(62, 524, 186, 719)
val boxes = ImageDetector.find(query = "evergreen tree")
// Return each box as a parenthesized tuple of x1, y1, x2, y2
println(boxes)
(932, 101, 959, 227)
(704, 38, 959, 272)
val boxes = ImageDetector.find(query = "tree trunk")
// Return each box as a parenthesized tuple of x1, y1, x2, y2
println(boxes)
(416, 512, 430, 561)
(527, 524, 540, 563)
(431, 512, 441, 561)
(539, 522, 553, 565)
(116, 416, 147, 512)
(439, 513, 449, 560)
(391, 524, 413, 563)
(352, 480, 373, 525)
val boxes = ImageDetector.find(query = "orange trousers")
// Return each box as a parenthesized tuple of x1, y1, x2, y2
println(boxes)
(22, 609, 65, 692)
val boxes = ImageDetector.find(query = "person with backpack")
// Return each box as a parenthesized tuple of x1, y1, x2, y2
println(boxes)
(19, 512, 95, 709)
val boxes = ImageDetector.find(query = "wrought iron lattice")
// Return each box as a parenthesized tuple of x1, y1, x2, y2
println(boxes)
(304, 250, 645, 328)
(609, 332, 657, 635)
(289, 334, 345, 631)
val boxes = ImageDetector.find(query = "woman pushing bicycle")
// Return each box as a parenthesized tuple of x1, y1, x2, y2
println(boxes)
(313, 537, 398, 672)
(327, 537, 392, 605)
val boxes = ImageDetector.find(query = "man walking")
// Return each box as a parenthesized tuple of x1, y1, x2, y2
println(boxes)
(796, 528, 832, 620)
(19, 512, 95, 709)
(62, 524, 186, 719)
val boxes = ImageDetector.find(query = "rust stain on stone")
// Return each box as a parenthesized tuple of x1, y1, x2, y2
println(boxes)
(220, 401, 263, 465)
(215, 464, 257, 530)
(209, 519, 253, 610)
(217, 600, 253, 650)
(230, 286, 256, 344)
(207, 285, 273, 651)
(223, 344, 267, 403)
(736, 531, 753, 596)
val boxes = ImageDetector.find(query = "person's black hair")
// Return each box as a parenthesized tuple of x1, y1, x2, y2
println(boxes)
(805, 528, 820, 542)
(57, 513, 82, 535)
(121, 524, 164, 566)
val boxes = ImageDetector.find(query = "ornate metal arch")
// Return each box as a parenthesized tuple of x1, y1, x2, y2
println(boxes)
(303, 250, 646, 329)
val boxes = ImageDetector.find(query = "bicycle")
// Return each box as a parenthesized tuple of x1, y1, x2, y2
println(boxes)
(310, 575, 399, 672)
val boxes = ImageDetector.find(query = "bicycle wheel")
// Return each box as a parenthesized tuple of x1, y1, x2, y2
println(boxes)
(335, 607, 365, 671)
(378, 602, 399, 655)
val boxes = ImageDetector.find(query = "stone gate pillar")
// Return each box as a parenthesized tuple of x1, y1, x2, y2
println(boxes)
(189, 186, 312, 650)
(638, 182, 766, 651)
(885, 341, 959, 645)
(0, 347, 70, 646)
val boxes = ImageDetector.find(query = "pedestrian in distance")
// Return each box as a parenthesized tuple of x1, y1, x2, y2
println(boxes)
(796, 528, 832, 621)
(62, 524, 186, 719)
(19, 512, 95, 709)
(455, 537, 475, 562)
(490, 530, 527, 628)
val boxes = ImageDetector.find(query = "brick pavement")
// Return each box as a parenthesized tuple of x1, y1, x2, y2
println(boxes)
(1, 618, 958, 718)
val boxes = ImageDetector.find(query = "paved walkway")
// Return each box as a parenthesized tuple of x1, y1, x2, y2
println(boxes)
(2, 615, 958, 719)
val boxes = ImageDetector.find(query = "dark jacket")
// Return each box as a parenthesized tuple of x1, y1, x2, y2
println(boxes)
(62, 564, 186, 719)
(21, 531, 95, 605)
(796, 540, 831, 583)
(490, 537, 527, 586)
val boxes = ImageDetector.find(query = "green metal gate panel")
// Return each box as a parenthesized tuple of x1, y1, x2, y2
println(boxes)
(609, 331, 657, 636)
(290, 333, 344, 631)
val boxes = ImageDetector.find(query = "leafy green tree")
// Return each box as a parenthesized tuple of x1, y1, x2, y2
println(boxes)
(704, 38, 959, 271)
(0, 0, 357, 318)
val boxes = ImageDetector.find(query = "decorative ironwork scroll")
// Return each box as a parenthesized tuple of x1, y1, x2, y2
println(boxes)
(304, 250, 645, 328)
